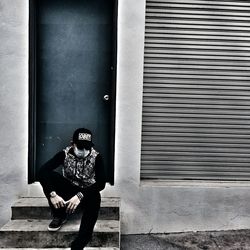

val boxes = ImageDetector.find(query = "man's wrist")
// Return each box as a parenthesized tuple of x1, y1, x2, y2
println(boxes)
(76, 192, 84, 201)
(50, 191, 57, 198)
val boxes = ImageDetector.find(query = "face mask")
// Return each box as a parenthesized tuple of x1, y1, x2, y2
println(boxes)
(74, 146, 89, 158)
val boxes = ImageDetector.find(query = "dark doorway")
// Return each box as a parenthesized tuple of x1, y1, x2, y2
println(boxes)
(29, 0, 117, 184)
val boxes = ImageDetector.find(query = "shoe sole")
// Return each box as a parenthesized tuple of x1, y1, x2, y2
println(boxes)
(47, 219, 67, 232)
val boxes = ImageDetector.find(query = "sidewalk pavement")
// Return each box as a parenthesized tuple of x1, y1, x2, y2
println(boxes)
(121, 229, 250, 250)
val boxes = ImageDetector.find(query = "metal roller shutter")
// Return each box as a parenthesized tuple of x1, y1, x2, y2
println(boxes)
(141, 0, 250, 181)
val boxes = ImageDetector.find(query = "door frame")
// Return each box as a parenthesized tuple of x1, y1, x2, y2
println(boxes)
(28, 0, 118, 185)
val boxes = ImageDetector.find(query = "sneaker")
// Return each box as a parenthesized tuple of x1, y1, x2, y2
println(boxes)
(48, 216, 67, 232)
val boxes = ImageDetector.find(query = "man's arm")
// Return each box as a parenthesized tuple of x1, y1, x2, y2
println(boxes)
(37, 151, 65, 196)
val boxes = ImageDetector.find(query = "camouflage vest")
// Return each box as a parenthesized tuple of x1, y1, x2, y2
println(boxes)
(62, 146, 99, 188)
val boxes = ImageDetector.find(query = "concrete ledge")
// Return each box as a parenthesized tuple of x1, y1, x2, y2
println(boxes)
(0, 219, 120, 248)
(1, 219, 119, 233)
(11, 197, 120, 220)
(140, 180, 250, 188)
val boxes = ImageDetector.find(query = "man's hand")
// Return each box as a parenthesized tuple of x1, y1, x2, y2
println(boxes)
(50, 194, 65, 209)
(66, 195, 80, 214)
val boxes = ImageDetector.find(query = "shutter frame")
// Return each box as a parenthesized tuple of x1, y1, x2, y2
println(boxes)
(141, 0, 250, 181)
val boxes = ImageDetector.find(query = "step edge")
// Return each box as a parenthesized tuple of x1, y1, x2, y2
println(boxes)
(0, 248, 120, 250)
(12, 197, 120, 208)
(0, 219, 120, 233)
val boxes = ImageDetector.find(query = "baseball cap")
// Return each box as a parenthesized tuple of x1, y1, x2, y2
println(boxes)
(73, 128, 94, 149)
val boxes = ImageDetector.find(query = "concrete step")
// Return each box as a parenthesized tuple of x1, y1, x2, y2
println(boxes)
(11, 197, 120, 220)
(0, 219, 120, 248)
(0, 248, 119, 250)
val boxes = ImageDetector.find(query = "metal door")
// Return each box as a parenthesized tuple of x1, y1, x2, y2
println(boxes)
(29, 0, 117, 184)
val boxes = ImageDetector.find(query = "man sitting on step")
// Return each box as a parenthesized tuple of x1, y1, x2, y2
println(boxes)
(38, 128, 106, 250)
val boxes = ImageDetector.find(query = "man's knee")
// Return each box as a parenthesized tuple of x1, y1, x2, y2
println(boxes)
(88, 192, 101, 204)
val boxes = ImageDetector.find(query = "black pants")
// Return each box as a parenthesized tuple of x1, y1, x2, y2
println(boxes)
(40, 171, 101, 249)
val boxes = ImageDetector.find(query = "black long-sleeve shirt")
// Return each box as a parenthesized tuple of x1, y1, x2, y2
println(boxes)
(37, 147, 106, 197)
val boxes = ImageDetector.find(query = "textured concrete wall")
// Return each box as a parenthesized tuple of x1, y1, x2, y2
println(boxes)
(0, 0, 28, 227)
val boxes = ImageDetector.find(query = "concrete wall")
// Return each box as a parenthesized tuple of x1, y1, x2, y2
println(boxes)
(2, 0, 250, 236)
(102, 0, 250, 234)
(0, 0, 28, 227)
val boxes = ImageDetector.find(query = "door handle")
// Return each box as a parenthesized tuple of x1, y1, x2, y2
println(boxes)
(103, 95, 110, 101)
